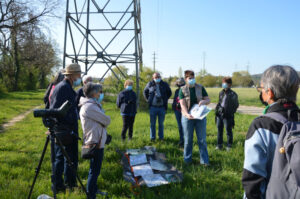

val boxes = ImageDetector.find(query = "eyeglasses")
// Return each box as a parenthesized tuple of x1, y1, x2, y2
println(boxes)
(255, 85, 263, 92)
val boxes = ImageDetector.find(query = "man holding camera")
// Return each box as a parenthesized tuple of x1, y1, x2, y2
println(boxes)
(215, 77, 239, 151)
(143, 72, 172, 141)
(49, 63, 82, 192)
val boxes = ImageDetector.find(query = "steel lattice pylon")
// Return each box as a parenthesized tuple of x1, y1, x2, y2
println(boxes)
(62, 0, 143, 104)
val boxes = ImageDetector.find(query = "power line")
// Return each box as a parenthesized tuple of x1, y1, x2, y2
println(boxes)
(153, 51, 157, 72)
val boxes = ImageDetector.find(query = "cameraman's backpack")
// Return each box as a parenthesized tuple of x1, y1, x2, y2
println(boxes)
(264, 112, 300, 199)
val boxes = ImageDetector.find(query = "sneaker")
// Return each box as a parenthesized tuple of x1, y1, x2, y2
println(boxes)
(201, 163, 210, 167)
(226, 147, 231, 151)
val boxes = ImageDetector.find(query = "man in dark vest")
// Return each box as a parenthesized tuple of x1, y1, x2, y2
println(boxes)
(50, 63, 82, 192)
(143, 72, 172, 141)
(215, 77, 239, 151)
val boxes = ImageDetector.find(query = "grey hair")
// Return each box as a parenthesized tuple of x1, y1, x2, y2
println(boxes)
(83, 82, 102, 98)
(261, 65, 300, 102)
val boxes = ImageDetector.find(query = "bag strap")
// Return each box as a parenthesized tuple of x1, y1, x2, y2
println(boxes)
(264, 112, 288, 124)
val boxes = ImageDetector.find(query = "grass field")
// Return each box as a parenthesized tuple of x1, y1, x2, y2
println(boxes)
(0, 91, 44, 126)
(0, 93, 257, 199)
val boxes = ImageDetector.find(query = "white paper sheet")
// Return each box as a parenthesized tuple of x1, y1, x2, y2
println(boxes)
(132, 164, 154, 177)
(142, 174, 169, 187)
(189, 104, 211, 120)
(129, 154, 148, 166)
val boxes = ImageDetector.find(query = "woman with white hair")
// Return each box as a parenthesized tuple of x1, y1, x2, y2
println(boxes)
(79, 82, 110, 198)
(242, 65, 300, 199)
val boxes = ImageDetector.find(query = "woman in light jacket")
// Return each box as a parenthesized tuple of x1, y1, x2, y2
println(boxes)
(79, 83, 111, 199)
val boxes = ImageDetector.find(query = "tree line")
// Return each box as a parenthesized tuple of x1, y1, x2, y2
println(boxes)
(0, 0, 61, 93)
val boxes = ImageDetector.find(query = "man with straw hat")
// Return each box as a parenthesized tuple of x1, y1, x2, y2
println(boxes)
(49, 63, 82, 192)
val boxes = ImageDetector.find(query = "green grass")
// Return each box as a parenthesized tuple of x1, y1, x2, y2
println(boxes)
(0, 96, 256, 199)
(0, 90, 44, 126)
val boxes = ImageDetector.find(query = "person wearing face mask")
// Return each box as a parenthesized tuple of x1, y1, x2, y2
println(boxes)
(76, 75, 93, 114)
(79, 83, 111, 198)
(49, 63, 82, 192)
(179, 70, 210, 165)
(242, 65, 299, 199)
(143, 72, 172, 141)
(172, 78, 186, 147)
(116, 80, 137, 141)
(215, 77, 239, 151)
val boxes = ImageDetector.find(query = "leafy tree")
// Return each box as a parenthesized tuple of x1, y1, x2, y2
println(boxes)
(232, 71, 254, 87)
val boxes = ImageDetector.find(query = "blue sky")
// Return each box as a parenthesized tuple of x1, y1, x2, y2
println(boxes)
(51, 0, 300, 77)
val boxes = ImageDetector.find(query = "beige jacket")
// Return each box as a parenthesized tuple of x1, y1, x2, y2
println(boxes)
(79, 97, 111, 148)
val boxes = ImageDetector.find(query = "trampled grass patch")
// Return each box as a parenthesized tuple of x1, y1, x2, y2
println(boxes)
(0, 90, 44, 126)
(0, 98, 256, 199)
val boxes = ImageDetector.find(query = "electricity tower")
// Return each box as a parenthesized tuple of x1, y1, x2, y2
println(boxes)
(62, 0, 143, 102)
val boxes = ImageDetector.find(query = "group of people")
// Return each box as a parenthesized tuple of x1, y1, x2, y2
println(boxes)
(44, 62, 300, 199)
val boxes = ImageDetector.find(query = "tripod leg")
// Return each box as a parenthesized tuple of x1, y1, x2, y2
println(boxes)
(27, 135, 50, 199)
(53, 134, 90, 198)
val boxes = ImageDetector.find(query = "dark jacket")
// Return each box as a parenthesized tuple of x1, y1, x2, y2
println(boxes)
(44, 83, 54, 109)
(143, 80, 172, 110)
(216, 88, 239, 118)
(242, 102, 298, 199)
(116, 89, 137, 115)
(76, 87, 85, 113)
(172, 88, 180, 111)
(50, 79, 78, 134)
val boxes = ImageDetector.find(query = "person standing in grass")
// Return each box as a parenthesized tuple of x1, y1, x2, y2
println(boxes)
(215, 77, 239, 151)
(143, 72, 172, 141)
(242, 65, 299, 199)
(49, 63, 82, 191)
(79, 82, 111, 198)
(76, 75, 93, 113)
(179, 70, 210, 165)
(172, 78, 185, 147)
(116, 80, 137, 141)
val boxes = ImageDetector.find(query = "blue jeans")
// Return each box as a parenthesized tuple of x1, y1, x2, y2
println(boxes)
(181, 116, 209, 164)
(174, 110, 184, 143)
(149, 106, 166, 140)
(52, 137, 78, 188)
(216, 116, 234, 148)
(87, 148, 104, 199)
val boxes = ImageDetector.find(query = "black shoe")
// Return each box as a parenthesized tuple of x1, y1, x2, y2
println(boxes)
(52, 184, 66, 193)
(150, 139, 155, 142)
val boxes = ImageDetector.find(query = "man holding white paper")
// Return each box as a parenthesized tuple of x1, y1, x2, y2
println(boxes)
(179, 70, 210, 165)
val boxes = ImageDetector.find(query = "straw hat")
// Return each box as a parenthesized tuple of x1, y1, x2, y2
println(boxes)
(63, 63, 82, 75)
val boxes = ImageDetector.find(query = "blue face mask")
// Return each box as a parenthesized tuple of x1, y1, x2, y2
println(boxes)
(222, 83, 228, 89)
(126, 85, 132, 90)
(94, 93, 104, 103)
(73, 78, 81, 87)
(188, 78, 196, 86)
(98, 93, 104, 103)
(154, 78, 161, 83)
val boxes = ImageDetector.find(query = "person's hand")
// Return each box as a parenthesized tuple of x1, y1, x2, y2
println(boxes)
(186, 114, 194, 120)
(198, 100, 206, 106)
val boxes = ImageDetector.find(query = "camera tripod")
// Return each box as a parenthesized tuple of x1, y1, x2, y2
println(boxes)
(27, 128, 89, 199)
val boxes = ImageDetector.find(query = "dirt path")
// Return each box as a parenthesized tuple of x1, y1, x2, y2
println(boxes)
(207, 103, 264, 116)
(0, 105, 42, 133)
